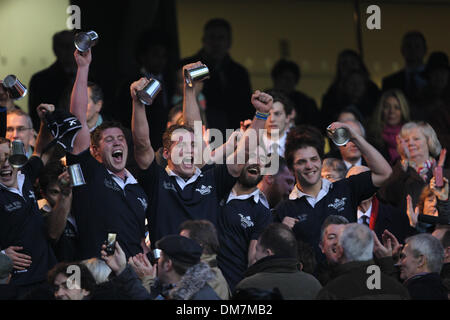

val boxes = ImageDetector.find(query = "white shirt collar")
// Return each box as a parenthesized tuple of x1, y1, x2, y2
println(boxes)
(165, 166, 202, 190)
(226, 187, 270, 209)
(344, 158, 362, 170)
(289, 178, 332, 208)
(107, 168, 137, 190)
(0, 172, 26, 197)
(357, 202, 373, 221)
(262, 131, 287, 157)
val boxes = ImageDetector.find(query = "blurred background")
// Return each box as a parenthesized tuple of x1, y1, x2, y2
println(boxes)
(1, 0, 450, 113)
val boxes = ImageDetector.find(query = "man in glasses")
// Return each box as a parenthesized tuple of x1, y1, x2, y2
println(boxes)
(6, 109, 35, 158)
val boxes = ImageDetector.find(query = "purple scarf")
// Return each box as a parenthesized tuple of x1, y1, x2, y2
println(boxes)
(382, 124, 402, 164)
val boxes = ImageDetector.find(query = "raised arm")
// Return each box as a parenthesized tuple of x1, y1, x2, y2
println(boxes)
(130, 78, 155, 170)
(182, 62, 204, 128)
(70, 49, 92, 155)
(226, 90, 272, 177)
(33, 104, 55, 166)
(328, 122, 393, 187)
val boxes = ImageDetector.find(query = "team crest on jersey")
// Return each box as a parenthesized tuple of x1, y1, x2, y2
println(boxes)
(163, 181, 177, 192)
(195, 185, 212, 195)
(238, 214, 254, 228)
(328, 197, 347, 212)
(296, 214, 308, 222)
(104, 178, 121, 192)
(5, 201, 22, 212)
(137, 197, 148, 211)
(28, 190, 36, 201)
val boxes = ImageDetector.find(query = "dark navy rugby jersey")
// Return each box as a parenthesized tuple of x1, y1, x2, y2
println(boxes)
(0, 156, 56, 286)
(67, 149, 148, 260)
(138, 161, 237, 245)
(275, 171, 377, 261)
(217, 190, 273, 291)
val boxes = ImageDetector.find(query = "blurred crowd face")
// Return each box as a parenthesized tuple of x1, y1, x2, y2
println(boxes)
(141, 44, 168, 75)
(382, 96, 402, 127)
(54, 33, 76, 75)
(6, 114, 34, 150)
(344, 72, 367, 103)
(274, 70, 297, 93)
(43, 182, 62, 208)
(402, 35, 427, 66)
(429, 67, 449, 92)
(292, 146, 322, 189)
(321, 166, 341, 183)
(398, 243, 421, 281)
(320, 224, 346, 264)
(402, 127, 430, 163)
(272, 166, 295, 203)
(202, 26, 231, 62)
(53, 273, 89, 300)
(423, 194, 438, 217)
(86, 87, 102, 125)
(338, 53, 361, 79)
(339, 122, 363, 163)
(266, 102, 289, 137)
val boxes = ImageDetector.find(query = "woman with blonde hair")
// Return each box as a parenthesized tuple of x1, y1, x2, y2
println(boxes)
(379, 121, 449, 215)
(367, 89, 410, 164)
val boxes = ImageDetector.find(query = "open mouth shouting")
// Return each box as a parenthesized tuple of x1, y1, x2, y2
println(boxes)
(0, 169, 13, 178)
(246, 164, 261, 176)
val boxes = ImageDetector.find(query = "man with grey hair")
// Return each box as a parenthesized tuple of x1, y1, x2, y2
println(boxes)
(316, 223, 410, 299)
(399, 233, 447, 299)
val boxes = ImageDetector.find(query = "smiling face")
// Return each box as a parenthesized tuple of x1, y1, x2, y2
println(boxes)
(292, 146, 322, 189)
(0, 142, 18, 188)
(92, 127, 128, 175)
(382, 96, 402, 127)
(402, 127, 429, 163)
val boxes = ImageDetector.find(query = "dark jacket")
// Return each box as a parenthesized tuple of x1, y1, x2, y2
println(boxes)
(235, 256, 322, 300)
(404, 272, 448, 300)
(316, 260, 410, 300)
(378, 161, 450, 215)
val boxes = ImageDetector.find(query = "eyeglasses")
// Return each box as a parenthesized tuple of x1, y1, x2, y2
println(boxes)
(6, 126, 32, 133)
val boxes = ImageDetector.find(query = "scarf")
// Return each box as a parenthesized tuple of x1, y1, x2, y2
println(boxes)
(382, 124, 402, 164)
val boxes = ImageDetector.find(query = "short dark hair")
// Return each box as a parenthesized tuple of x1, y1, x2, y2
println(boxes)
(162, 124, 194, 151)
(320, 215, 349, 244)
(179, 220, 220, 255)
(402, 30, 427, 51)
(271, 59, 301, 83)
(38, 160, 65, 194)
(52, 30, 75, 55)
(204, 18, 232, 36)
(264, 90, 294, 116)
(90, 121, 126, 148)
(48, 262, 97, 294)
(88, 82, 104, 104)
(168, 105, 183, 124)
(285, 125, 324, 170)
(258, 223, 298, 259)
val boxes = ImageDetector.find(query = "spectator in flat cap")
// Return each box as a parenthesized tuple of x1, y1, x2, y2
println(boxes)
(102, 236, 221, 300)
